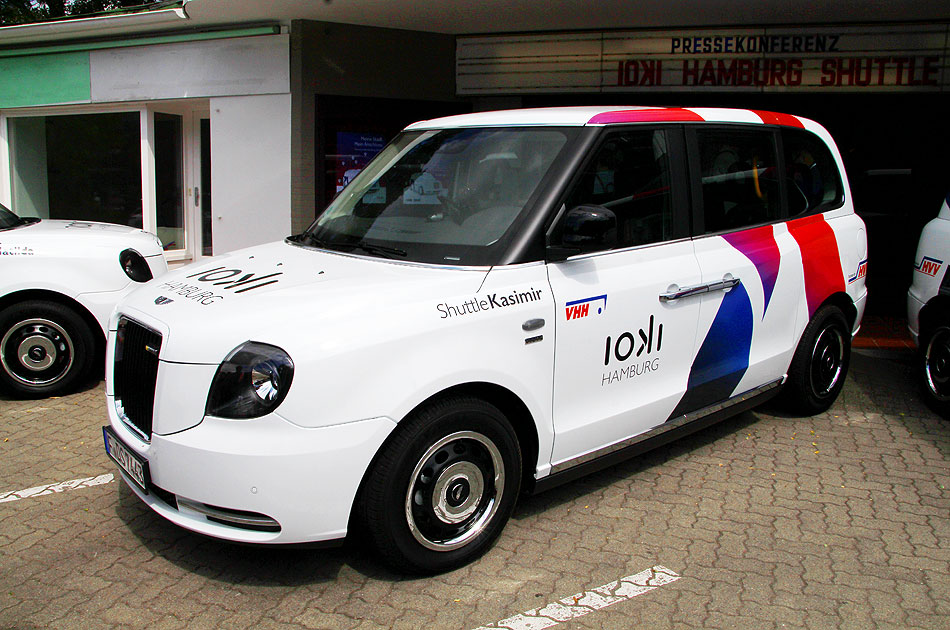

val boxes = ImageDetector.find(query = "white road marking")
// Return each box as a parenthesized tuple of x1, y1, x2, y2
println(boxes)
(0, 474, 115, 504)
(471, 565, 680, 630)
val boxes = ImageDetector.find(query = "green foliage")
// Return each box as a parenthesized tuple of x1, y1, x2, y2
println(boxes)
(0, 1, 167, 26)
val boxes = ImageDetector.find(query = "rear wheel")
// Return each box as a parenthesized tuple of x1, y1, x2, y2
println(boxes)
(781, 304, 851, 415)
(0, 301, 96, 398)
(358, 396, 521, 574)
(919, 324, 950, 417)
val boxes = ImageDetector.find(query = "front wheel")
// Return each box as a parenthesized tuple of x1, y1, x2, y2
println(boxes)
(781, 304, 851, 415)
(919, 324, 950, 417)
(0, 301, 96, 398)
(358, 396, 521, 574)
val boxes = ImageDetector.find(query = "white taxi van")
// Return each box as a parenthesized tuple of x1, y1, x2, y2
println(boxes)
(907, 193, 950, 415)
(103, 107, 867, 572)
(1, 203, 166, 397)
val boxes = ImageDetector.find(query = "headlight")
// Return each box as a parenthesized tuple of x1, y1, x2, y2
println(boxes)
(206, 342, 295, 419)
(119, 249, 153, 282)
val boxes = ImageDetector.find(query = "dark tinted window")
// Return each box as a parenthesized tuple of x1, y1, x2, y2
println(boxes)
(564, 129, 674, 250)
(696, 129, 780, 233)
(783, 128, 843, 216)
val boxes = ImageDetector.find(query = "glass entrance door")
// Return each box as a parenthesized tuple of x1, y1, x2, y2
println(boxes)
(150, 103, 210, 263)
(200, 118, 212, 257)
(154, 112, 184, 252)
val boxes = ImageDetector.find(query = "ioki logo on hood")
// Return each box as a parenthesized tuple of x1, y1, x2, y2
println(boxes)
(155, 265, 284, 306)
(186, 266, 283, 292)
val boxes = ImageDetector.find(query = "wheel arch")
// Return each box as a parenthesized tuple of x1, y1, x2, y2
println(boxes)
(918, 295, 950, 341)
(428, 382, 540, 494)
(817, 291, 858, 332)
(349, 381, 541, 534)
(0, 289, 106, 354)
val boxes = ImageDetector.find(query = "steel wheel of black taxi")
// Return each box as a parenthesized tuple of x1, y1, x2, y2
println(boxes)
(920, 324, 950, 416)
(358, 396, 521, 574)
(781, 304, 851, 415)
(0, 300, 95, 398)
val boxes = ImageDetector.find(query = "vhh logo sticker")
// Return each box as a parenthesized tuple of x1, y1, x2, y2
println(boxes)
(565, 295, 607, 321)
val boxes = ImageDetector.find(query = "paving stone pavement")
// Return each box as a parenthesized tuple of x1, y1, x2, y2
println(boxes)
(0, 347, 947, 629)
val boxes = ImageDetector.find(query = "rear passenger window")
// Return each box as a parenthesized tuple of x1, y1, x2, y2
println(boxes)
(782, 129, 843, 216)
(696, 129, 781, 233)
(564, 129, 674, 250)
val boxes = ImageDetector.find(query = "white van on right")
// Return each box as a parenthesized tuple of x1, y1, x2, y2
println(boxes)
(907, 192, 950, 416)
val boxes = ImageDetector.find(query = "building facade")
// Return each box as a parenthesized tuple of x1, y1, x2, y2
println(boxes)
(0, 8, 947, 311)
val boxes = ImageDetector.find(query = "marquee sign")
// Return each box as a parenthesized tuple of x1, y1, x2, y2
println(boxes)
(457, 24, 949, 94)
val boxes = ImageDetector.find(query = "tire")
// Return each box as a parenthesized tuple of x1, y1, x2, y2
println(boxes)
(358, 396, 522, 574)
(918, 324, 950, 417)
(0, 300, 96, 398)
(781, 304, 851, 415)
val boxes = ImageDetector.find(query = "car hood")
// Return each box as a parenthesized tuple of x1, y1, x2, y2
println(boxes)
(117, 240, 490, 363)
(3, 219, 164, 256)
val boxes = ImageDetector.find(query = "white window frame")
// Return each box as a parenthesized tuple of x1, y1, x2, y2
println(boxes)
(0, 99, 210, 264)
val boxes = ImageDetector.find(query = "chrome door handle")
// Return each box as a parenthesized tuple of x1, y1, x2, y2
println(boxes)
(660, 276, 740, 302)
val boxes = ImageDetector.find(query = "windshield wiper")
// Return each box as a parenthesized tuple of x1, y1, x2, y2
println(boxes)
(294, 232, 333, 249)
(293, 233, 406, 259)
(351, 242, 407, 259)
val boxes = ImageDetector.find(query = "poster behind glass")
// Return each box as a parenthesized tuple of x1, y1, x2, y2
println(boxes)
(335, 132, 387, 194)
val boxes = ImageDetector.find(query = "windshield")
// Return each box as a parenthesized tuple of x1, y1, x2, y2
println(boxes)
(299, 126, 579, 265)
(0, 202, 38, 231)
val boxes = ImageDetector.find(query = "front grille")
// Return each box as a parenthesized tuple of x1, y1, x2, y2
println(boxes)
(114, 318, 162, 440)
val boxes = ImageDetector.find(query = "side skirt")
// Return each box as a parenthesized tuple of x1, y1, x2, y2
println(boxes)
(531, 378, 784, 495)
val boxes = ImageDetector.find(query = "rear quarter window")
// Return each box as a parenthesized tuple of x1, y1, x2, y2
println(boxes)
(782, 128, 844, 217)
(695, 128, 782, 234)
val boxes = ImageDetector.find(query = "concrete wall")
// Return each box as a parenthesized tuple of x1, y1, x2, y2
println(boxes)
(210, 93, 292, 254)
(91, 35, 290, 102)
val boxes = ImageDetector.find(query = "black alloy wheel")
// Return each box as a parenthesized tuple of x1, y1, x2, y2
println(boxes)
(781, 304, 851, 415)
(919, 324, 950, 416)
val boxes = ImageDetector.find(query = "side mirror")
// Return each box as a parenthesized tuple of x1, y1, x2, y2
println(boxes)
(547, 205, 618, 262)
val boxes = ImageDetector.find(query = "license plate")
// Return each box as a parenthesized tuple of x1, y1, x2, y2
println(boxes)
(103, 426, 150, 494)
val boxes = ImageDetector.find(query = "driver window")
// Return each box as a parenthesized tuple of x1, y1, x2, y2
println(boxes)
(564, 129, 674, 251)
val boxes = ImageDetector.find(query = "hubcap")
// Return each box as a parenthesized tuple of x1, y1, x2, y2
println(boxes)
(809, 324, 844, 398)
(1, 318, 74, 387)
(405, 431, 505, 552)
(924, 327, 950, 402)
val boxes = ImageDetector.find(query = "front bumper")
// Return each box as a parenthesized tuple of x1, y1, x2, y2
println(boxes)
(106, 400, 396, 544)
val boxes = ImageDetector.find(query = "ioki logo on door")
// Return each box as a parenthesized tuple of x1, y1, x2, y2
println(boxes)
(565, 294, 607, 320)
(601, 315, 664, 386)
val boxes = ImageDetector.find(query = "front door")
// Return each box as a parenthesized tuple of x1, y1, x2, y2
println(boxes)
(547, 127, 703, 468)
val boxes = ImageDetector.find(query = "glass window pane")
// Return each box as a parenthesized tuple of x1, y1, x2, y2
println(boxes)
(697, 129, 780, 233)
(310, 127, 576, 265)
(201, 118, 213, 256)
(565, 129, 674, 249)
(9, 113, 142, 226)
(783, 129, 843, 216)
(154, 113, 184, 251)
